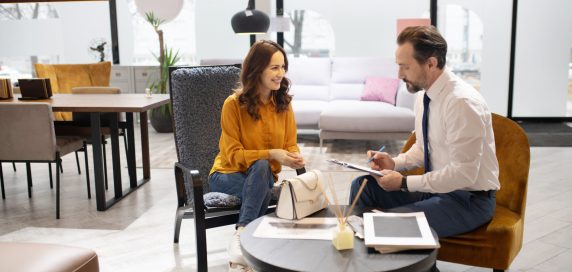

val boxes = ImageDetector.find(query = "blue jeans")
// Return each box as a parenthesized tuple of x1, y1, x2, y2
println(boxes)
(209, 160, 274, 226)
(349, 175, 496, 238)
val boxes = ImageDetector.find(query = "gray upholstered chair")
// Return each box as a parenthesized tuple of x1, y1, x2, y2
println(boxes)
(0, 103, 86, 219)
(169, 65, 304, 271)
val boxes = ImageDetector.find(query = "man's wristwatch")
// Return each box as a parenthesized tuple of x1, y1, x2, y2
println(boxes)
(400, 176, 408, 192)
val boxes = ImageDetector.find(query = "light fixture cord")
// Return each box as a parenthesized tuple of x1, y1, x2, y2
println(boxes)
(247, 0, 254, 10)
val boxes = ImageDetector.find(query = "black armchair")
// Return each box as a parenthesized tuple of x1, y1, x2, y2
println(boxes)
(169, 65, 305, 271)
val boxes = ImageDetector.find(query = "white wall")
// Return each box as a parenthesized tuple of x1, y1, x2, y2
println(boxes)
(512, 0, 572, 117)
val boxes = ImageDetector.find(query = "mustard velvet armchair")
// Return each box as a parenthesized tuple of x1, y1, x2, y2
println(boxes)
(400, 113, 530, 272)
(35, 62, 112, 121)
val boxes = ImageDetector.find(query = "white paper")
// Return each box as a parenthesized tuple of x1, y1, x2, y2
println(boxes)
(327, 159, 384, 176)
(253, 217, 339, 240)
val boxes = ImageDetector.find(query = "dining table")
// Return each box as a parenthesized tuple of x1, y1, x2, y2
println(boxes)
(1, 93, 170, 211)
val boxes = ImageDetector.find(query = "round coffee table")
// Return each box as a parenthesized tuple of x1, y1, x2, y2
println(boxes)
(240, 206, 437, 272)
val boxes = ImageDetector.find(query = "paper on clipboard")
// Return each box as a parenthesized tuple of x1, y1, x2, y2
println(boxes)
(327, 159, 384, 176)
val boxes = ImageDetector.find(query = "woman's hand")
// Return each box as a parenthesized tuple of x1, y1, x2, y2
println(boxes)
(367, 151, 395, 171)
(269, 149, 305, 169)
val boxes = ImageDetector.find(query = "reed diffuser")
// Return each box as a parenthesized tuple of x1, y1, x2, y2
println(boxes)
(325, 175, 368, 250)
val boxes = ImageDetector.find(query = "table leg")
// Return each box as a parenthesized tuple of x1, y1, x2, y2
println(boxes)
(109, 112, 123, 199)
(126, 113, 137, 187)
(90, 112, 106, 211)
(140, 111, 150, 180)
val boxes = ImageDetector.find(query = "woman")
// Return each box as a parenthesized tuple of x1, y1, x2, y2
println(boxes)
(208, 40, 305, 271)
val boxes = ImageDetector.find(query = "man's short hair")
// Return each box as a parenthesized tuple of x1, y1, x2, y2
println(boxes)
(397, 26, 447, 69)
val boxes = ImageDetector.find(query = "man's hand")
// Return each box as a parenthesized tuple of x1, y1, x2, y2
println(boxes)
(373, 170, 403, 191)
(269, 149, 305, 169)
(367, 151, 395, 171)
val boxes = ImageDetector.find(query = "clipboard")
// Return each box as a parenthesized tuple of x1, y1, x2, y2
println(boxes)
(327, 159, 384, 176)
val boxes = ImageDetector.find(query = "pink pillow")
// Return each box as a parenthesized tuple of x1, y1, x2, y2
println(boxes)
(361, 76, 400, 105)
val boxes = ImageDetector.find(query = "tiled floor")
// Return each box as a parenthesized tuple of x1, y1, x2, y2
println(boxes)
(1, 127, 571, 271)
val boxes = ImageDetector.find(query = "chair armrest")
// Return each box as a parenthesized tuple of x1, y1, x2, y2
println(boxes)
(71, 87, 121, 94)
(174, 162, 202, 188)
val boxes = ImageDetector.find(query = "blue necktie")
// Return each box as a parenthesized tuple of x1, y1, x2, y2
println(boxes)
(422, 93, 431, 173)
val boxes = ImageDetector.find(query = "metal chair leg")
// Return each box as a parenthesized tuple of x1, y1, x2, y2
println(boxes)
(1, 163, 5, 199)
(83, 142, 91, 199)
(75, 151, 81, 174)
(12, 162, 16, 172)
(56, 154, 61, 219)
(59, 162, 63, 173)
(48, 163, 53, 189)
(103, 140, 108, 190)
(26, 162, 32, 198)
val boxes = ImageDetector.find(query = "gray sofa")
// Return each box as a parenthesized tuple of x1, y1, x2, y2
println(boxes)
(287, 57, 417, 149)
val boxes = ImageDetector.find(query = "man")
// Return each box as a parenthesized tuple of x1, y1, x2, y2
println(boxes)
(349, 25, 500, 238)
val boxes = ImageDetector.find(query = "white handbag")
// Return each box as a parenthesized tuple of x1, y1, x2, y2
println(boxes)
(276, 169, 328, 220)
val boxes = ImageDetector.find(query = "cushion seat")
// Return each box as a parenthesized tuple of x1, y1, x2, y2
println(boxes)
(320, 100, 415, 132)
(291, 100, 328, 128)
(0, 242, 99, 272)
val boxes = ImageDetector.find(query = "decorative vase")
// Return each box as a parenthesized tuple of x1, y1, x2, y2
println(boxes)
(150, 107, 173, 133)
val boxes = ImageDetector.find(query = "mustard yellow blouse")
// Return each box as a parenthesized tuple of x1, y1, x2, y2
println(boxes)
(210, 93, 300, 179)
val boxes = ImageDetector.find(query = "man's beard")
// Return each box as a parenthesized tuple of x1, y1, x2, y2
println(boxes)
(404, 80, 423, 93)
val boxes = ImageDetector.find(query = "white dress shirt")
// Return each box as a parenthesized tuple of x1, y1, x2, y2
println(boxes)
(393, 68, 500, 193)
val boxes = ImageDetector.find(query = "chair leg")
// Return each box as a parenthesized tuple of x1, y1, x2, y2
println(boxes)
(26, 162, 32, 198)
(83, 142, 91, 199)
(75, 151, 81, 174)
(1, 163, 5, 199)
(12, 162, 16, 172)
(56, 154, 61, 219)
(59, 162, 63, 173)
(319, 138, 324, 154)
(48, 163, 53, 189)
(195, 214, 208, 272)
(103, 139, 108, 191)
(174, 208, 188, 243)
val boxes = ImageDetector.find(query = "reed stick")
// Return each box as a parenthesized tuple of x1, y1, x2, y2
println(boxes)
(326, 173, 343, 224)
(342, 178, 368, 225)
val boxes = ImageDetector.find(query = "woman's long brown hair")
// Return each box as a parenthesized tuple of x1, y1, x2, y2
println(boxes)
(236, 40, 292, 120)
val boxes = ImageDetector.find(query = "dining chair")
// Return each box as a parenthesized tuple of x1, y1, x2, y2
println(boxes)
(0, 103, 88, 219)
(36, 62, 128, 193)
(169, 65, 305, 271)
(35, 62, 112, 121)
(400, 113, 530, 271)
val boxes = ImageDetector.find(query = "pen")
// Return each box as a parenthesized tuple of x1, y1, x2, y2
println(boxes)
(366, 145, 386, 164)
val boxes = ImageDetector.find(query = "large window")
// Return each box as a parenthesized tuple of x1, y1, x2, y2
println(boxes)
(437, 0, 512, 116)
(281, 9, 335, 58)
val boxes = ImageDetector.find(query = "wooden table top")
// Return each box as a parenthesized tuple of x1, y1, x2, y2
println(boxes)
(0, 94, 170, 112)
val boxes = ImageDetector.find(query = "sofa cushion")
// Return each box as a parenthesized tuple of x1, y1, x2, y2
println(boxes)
(292, 100, 329, 127)
(361, 76, 400, 104)
(330, 83, 364, 100)
(290, 84, 330, 101)
(331, 57, 398, 84)
(288, 58, 331, 85)
(320, 100, 415, 132)
(395, 82, 417, 110)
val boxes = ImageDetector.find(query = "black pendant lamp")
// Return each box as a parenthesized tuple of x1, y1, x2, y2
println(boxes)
(231, 0, 270, 35)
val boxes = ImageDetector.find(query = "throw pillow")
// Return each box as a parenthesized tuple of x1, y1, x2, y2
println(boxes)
(203, 192, 241, 208)
(361, 76, 400, 105)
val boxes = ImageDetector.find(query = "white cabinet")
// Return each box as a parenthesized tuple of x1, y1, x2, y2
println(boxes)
(110, 65, 160, 94)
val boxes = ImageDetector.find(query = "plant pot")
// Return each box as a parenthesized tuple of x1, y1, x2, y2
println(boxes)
(150, 107, 173, 133)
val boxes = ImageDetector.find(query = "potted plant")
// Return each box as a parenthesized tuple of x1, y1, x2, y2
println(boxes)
(145, 11, 181, 133)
